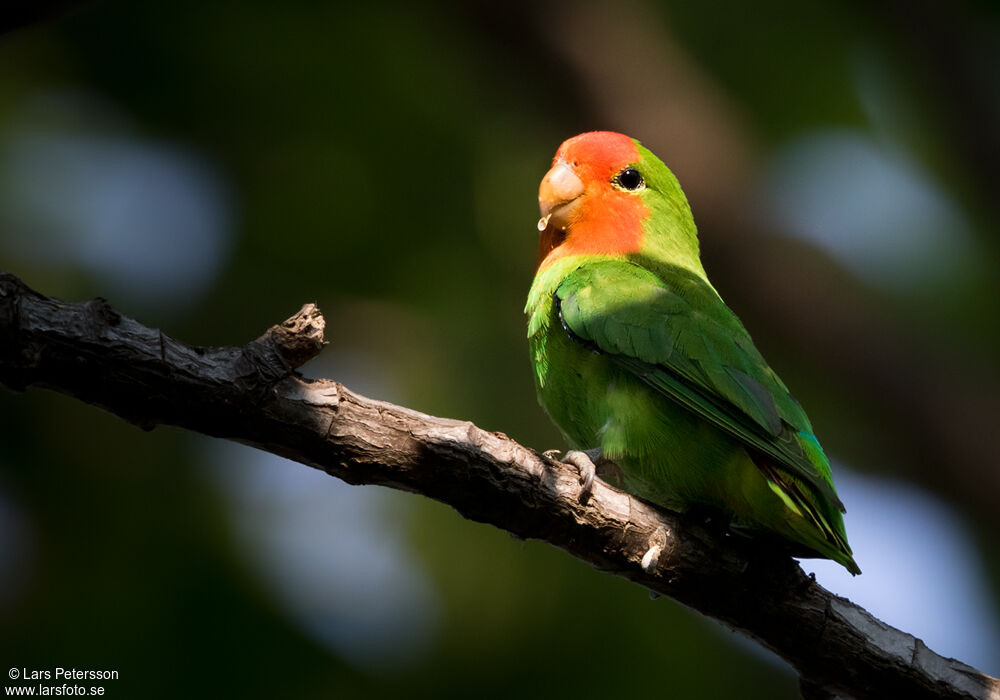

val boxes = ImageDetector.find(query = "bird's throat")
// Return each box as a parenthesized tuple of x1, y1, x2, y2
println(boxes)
(537, 224, 568, 266)
(536, 194, 647, 270)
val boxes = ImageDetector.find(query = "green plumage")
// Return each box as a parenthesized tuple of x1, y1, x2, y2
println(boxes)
(527, 135, 859, 574)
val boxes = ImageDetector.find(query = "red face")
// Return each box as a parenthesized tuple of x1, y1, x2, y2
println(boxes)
(536, 132, 647, 268)
(553, 131, 640, 188)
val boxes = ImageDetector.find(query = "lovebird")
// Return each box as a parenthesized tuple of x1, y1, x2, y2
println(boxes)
(526, 131, 859, 574)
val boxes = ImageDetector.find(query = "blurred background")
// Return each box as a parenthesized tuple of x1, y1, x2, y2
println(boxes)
(1, 1, 998, 697)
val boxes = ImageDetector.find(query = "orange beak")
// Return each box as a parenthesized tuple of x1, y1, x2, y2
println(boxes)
(538, 161, 584, 231)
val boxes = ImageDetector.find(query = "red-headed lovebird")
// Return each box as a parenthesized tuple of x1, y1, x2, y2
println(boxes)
(526, 131, 859, 574)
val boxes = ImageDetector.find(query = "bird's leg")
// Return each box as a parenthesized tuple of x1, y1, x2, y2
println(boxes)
(546, 448, 602, 503)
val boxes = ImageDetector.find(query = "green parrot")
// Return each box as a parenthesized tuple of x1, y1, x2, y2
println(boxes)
(526, 131, 859, 574)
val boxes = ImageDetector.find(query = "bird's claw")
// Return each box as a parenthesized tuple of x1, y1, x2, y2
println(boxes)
(560, 449, 598, 503)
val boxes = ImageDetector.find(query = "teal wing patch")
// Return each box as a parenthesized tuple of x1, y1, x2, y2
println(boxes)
(555, 258, 843, 513)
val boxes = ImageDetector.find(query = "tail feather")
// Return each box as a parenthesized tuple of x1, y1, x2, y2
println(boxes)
(755, 459, 861, 575)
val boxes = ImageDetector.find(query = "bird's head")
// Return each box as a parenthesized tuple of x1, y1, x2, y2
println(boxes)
(535, 131, 699, 273)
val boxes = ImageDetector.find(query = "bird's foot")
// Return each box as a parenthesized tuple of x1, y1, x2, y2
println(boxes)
(562, 449, 598, 503)
(545, 448, 601, 503)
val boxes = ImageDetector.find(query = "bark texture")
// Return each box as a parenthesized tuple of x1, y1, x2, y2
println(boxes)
(0, 271, 997, 700)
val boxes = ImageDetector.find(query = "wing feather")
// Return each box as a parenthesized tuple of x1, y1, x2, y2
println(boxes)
(555, 259, 844, 513)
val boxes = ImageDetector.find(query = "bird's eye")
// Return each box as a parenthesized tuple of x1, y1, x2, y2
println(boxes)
(614, 167, 644, 191)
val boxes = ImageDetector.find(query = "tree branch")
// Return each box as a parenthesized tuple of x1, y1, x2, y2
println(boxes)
(0, 270, 996, 700)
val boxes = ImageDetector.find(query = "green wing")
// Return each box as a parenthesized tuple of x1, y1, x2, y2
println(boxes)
(555, 257, 844, 515)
